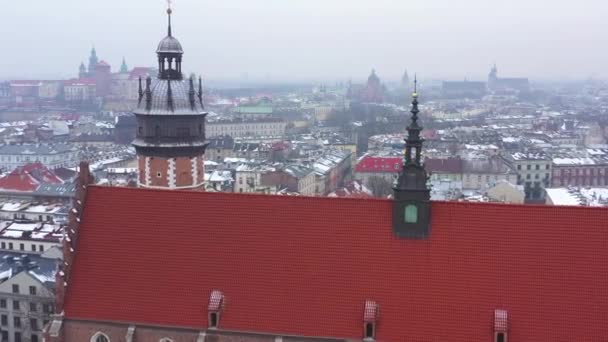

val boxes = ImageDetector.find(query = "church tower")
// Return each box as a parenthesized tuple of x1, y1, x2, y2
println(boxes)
(393, 77, 431, 238)
(78, 62, 87, 79)
(120, 57, 129, 74)
(132, 5, 207, 190)
(88, 47, 98, 75)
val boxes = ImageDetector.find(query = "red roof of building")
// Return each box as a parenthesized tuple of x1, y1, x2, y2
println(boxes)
(354, 155, 402, 173)
(65, 186, 608, 341)
(0, 163, 63, 192)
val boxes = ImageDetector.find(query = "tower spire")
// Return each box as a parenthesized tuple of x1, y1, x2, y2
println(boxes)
(138, 77, 143, 104)
(188, 76, 196, 110)
(391, 74, 431, 239)
(198, 76, 204, 109)
(167, 0, 173, 37)
(405, 76, 422, 166)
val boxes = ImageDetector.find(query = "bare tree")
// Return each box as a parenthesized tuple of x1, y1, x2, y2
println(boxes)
(367, 176, 393, 198)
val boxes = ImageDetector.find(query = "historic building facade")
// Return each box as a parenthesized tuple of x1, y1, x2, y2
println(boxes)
(131, 7, 208, 190)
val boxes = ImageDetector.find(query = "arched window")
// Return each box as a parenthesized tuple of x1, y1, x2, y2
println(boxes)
(90, 332, 110, 342)
(159, 338, 174, 342)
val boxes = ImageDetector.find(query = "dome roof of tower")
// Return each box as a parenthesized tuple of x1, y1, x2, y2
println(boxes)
(157, 36, 183, 54)
(135, 79, 205, 115)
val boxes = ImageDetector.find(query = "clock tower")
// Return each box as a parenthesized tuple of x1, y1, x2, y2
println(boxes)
(393, 78, 431, 238)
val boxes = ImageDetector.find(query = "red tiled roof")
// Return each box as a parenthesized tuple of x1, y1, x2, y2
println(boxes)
(65, 186, 608, 341)
(354, 156, 402, 173)
(0, 163, 63, 192)
(355, 156, 464, 175)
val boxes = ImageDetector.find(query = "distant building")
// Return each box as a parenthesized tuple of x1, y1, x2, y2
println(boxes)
(546, 187, 608, 206)
(461, 157, 518, 191)
(551, 149, 608, 187)
(63, 79, 96, 103)
(442, 80, 486, 99)
(505, 152, 551, 200)
(234, 102, 273, 119)
(206, 118, 286, 138)
(260, 164, 316, 195)
(0, 256, 57, 342)
(348, 69, 385, 103)
(0, 146, 79, 171)
(488, 64, 530, 93)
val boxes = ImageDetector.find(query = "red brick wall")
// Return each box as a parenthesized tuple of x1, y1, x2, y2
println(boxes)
(175, 157, 195, 187)
(148, 157, 169, 187)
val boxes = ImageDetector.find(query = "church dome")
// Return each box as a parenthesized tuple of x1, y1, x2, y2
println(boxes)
(157, 36, 183, 54)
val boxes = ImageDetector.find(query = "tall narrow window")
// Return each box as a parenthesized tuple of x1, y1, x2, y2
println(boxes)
(209, 313, 218, 328)
(496, 332, 505, 342)
(155, 125, 161, 136)
(365, 323, 374, 339)
(404, 205, 418, 223)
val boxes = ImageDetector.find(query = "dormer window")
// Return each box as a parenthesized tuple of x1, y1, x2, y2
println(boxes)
(494, 309, 508, 342)
(208, 290, 224, 329)
(91, 332, 110, 342)
(363, 300, 379, 341)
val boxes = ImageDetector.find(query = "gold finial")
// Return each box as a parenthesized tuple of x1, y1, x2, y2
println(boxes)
(412, 74, 418, 98)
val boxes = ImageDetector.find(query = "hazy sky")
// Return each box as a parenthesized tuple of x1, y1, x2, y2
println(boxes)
(4, 0, 607, 82)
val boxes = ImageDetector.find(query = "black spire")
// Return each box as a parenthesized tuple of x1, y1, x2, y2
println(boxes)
(405, 75, 423, 166)
(156, 2, 183, 80)
(391, 74, 431, 239)
(145, 77, 152, 111)
(167, 7, 173, 37)
(198, 76, 204, 109)
(188, 76, 196, 110)
(138, 77, 144, 104)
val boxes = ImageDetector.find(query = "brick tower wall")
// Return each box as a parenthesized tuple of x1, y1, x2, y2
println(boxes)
(137, 154, 205, 190)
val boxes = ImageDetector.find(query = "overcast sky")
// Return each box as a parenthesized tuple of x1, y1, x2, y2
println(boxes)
(4, 0, 607, 82)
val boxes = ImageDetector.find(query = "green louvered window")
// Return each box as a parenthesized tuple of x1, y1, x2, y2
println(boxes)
(405, 205, 418, 223)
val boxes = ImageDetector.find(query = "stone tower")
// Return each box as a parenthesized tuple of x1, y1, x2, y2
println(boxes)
(132, 6, 207, 190)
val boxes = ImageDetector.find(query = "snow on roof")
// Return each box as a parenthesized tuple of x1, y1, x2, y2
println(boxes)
(9, 222, 42, 232)
(1, 230, 24, 238)
(553, 157, 596, 166)
(512, 152, 547, 161)
(29, 271, 55, 284)
(1, 202, 26, 211)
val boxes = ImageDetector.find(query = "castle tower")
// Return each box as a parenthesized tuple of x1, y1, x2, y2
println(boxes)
(120, 57, 129, 74)
(78, 62, 87, 79)
(392, 77, 431, 239)
(88, 47, 98, 74)
(132, 5, 207, 190)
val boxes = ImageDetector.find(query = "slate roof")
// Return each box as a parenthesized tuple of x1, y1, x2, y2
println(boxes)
(134, 79, 205, 116)
(65, 186, 608, 341)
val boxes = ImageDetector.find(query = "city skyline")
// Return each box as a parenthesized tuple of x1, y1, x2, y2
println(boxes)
(3, 0, 607, 82)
